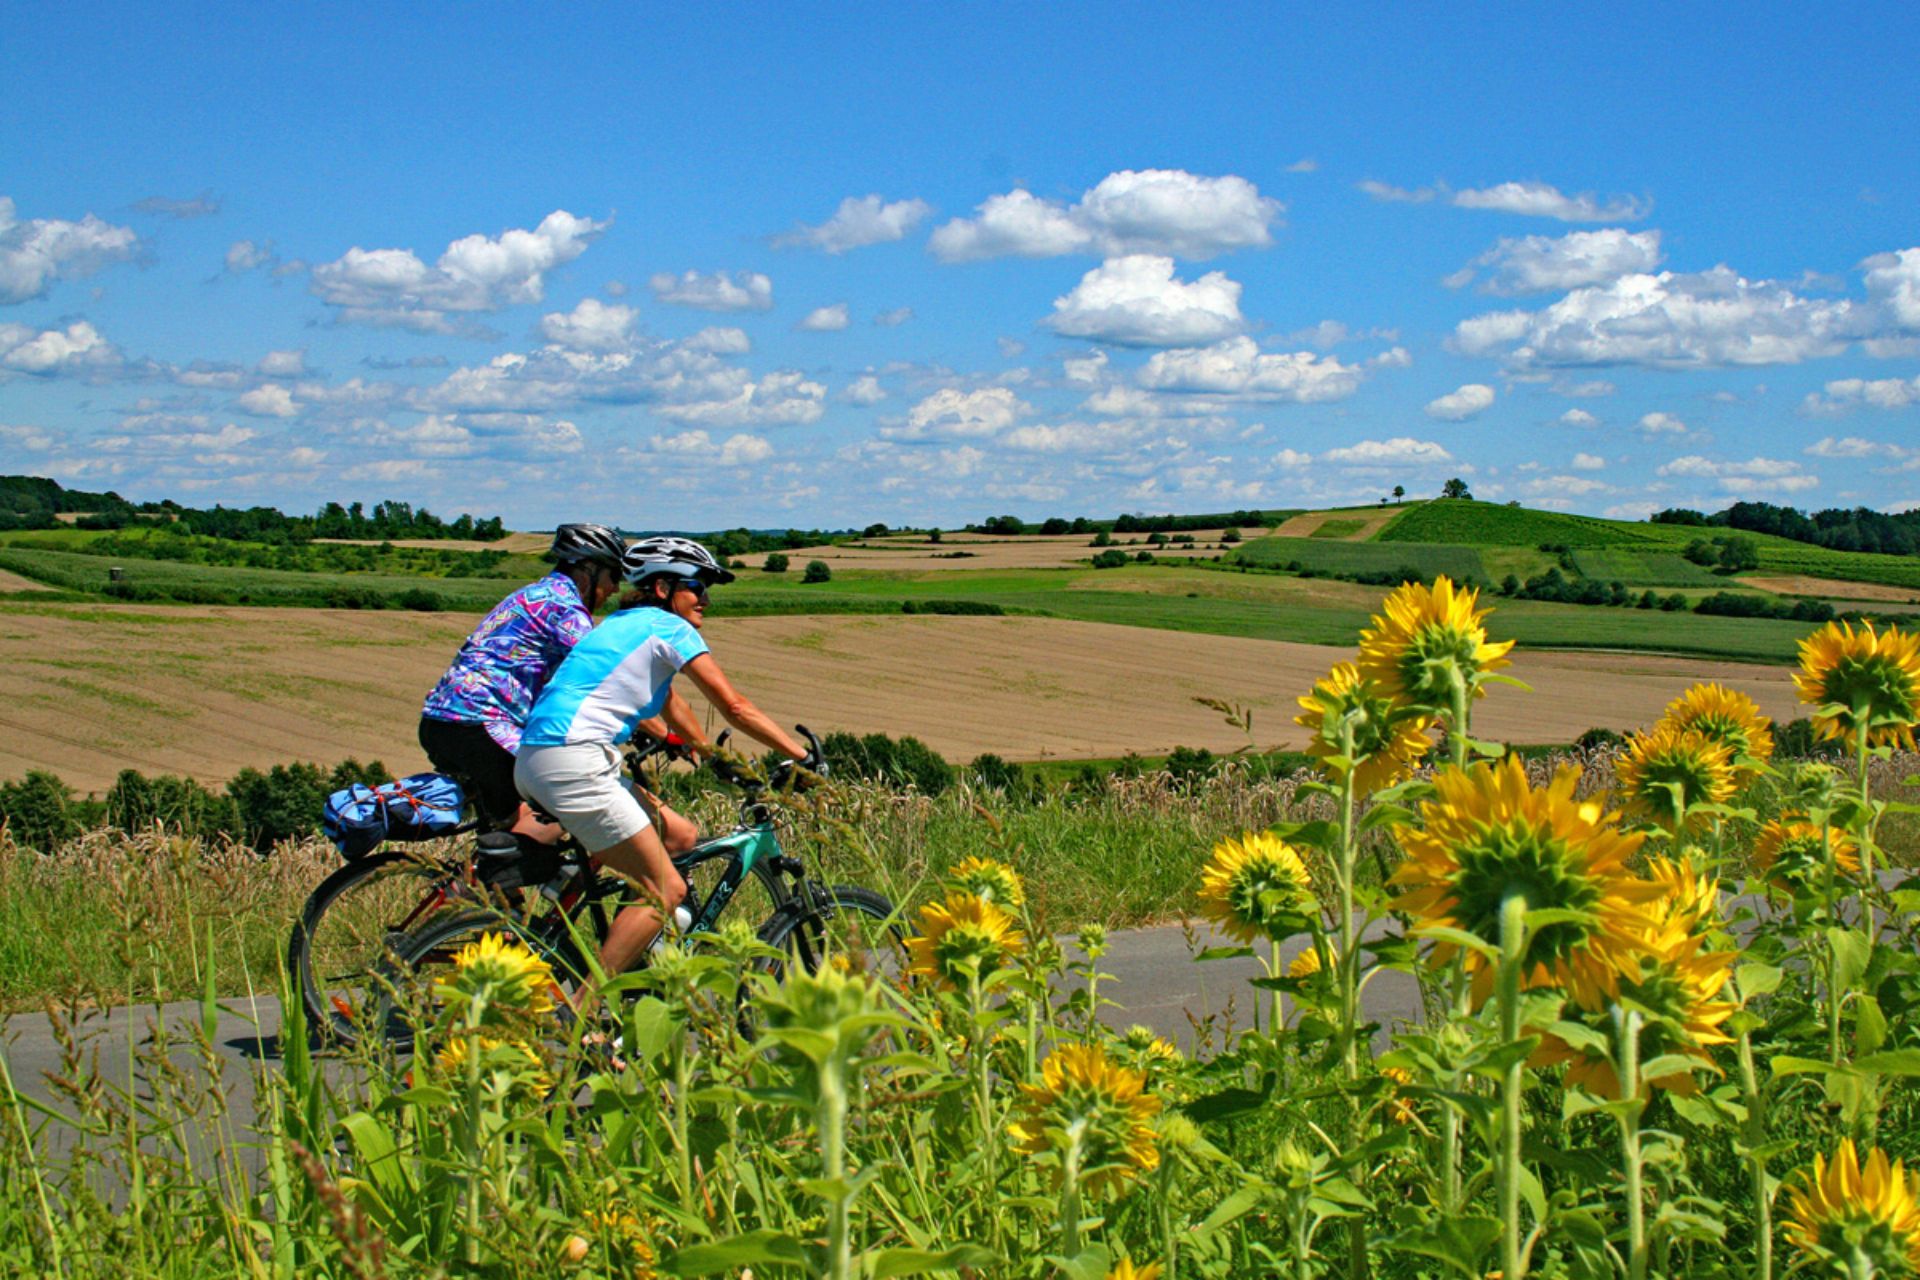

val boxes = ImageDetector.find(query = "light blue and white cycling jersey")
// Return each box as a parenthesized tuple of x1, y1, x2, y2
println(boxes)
(519, 607, 709, 747)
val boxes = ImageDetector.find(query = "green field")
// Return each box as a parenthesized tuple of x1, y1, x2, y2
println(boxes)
(1378, 501, 1665, 548)
(1309, 517, 1367, 538)
(1230, 535, 1487, 581)
(1567, 548, 1728, 587)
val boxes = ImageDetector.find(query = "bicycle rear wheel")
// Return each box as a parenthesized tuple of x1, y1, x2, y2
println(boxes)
(287, 848, 480, 1045)
(376, 908, 588, 1048)
(755, 885, 907, 989)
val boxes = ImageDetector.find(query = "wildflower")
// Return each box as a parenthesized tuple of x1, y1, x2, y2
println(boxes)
(1294, 661, 1433, 793)
(1753, 816, 1861, 897)
(1615, 725, 1736, 831)
(433, 931, 555, 1021)
(1785, 1139, 1920, 1276)
(1794, 619, 1920, 751)
(1532, 924, 1735, 1097)
(1105, 1262, 1162, 1280)
(1197, 832, 1317, 944)
(1118, 1023, 1180, 1065)
(906, 892, 1024, 991)
(945, 855, 1026, 908)
(1286, 943, 1332, 979)
(1390, 757, 1660, 1007)
(1659, 682, 1774, 776)
(1644, 856, 1723, 935)
(1010, 1043, 1162, 1196)
(579, 1207, 659, 1278)
(433, 1034, 552, 1097)
(1380, 1064, 1418, 1126)
(1356, 575, 1515, 711)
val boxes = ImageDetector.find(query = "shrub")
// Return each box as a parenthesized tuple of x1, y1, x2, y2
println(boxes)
(966, 753, 1026, 794)
(802, 560, 832, 584)
(1091, 549, 1129, 569)
(1090, 531, 1113, 547)
(0, 770, 80, 852)
(104, 769, 241, 841)
(397, 587, 443, 612)
(1134, 550, 1154, 563)
(1220, 528, 1242, 542)
(1659, 592, 1689, 611)
(1717, 535, 1760, 573)
(325, 585, 386, 610)
(1775, 717, 1843, 759)
(763, 552, 790, 573)
(821, 731, 953, 795)
(1164, 745, 1216, 783)
(1574, 727, 1624, 752)
(1637, 589, 1658, 609)
(900, 600, 1005, 616)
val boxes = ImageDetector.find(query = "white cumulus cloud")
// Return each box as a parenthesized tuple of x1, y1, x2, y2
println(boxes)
(797, 303, 850, 332)
(1454, 229, 1664, 294)
(1638, 412, 1688, 434)
(1134, 336, 1364, 403)
(1656, 455, 1819, 494)
(236, 384, 297, 418)
(929, 169, 1281, 262)
(1044, 255, 1244, 347)
(1571, 452, 1607, 470)
(1361, 179, 1647, 222)
(1559, 408, 1600, 427)
(0, 320, 123, 376)
(1322, 437, 1454, 467)
(310, 210, 608, 332)
(773, 195, 931, 253)
(650, 369, 824, 427)
(886, 387, 1031, 440)
(1455, 266, 1856, 369)
(1424, 383, 1495, 420)
(841, 375, 887, 405)
(0, 197, 140, 304)
(1803, 375, 1920, 414)
(648, 269, 774, 313)
(539, 297, 639, 352)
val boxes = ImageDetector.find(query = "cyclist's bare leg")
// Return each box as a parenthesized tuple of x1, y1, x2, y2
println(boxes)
(591, 824, 688, 975)
(632, 784, 699, 853)
(508, 802, 566, 844)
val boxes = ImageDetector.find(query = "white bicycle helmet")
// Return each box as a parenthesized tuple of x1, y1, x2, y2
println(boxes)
(621, 535, 736, 587)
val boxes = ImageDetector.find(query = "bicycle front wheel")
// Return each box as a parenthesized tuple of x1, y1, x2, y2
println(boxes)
(287, 848, 477, 1046)
(755, 885, 907, 989)
(376, 908, 588, 1048)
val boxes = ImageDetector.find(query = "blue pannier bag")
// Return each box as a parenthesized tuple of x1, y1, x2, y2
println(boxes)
(322, 772, 466, 860)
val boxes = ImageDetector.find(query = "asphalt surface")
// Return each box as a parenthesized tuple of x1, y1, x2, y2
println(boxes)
(1, 918, 1428, 1168)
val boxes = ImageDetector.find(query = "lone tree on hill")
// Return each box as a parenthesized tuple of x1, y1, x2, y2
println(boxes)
(1441, 477, 1473, 500)
(1392, 484, 1406, 501)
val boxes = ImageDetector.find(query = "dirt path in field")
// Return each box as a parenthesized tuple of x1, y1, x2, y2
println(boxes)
(0, 604, 1801, 791)
(0, 569, 49, 592)
(1271, 506, 1408, 539)
(1745, 574, 1920, 604)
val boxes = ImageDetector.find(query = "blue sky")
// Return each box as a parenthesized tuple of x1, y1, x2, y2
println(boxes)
(3, 2, 1917, 530)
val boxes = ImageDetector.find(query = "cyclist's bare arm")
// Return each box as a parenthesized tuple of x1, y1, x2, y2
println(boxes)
(680, 653, 806, 759)
(661, 688, 712, 755)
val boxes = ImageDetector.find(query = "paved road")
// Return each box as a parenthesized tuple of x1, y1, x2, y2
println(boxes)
(1, 919, 1428, 1159)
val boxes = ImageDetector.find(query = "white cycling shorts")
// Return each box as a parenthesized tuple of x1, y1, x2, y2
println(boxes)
(513, 741, 650, 853)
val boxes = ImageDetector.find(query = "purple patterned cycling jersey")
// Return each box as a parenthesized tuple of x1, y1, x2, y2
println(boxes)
(420, 572, 593, 753)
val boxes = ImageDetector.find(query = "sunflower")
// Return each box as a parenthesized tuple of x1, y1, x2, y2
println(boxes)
(1286, 942, 1334, 979)
(1356, 576, 1515, 711)
(1644, 855, 1723, 935)
(1753, 816, 1861, 897)
(433, 1034, 552, 1097)
(945, 855, 1027, 908)
(1379, 1065, 1419, 1126)
(1785, 1139, 1920, 1277)
(1659, 682, 1775, 776)
(1117, 1023, 1180, 1063)
(1389, 757, 1660, 1007)
(1614, 726, 1737, 831)
(1294, 661, 1434, 793)
(1196, 832, 1317, 944)
(906, 892, 1025, 991)
(1795, 620, 1920, 751)
(1105, 1262, 1163, 1280)
(1009, 1043, 1161, 1196)
(1532, 924, 1735, 1098)
(433, 931, 555, 1021)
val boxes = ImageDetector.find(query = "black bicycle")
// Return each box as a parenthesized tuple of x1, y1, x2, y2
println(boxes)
(318, 728, 903, 1045)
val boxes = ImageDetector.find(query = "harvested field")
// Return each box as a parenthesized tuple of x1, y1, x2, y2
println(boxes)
(1271, 506, 1408, 539)
(0, 603, 1800, 791)
(0, 569, 49, 592)
(1744, 574, 1920, 604)
(734, 532, 1234, 573)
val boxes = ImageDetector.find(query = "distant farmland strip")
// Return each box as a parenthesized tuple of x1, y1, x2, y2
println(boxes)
(1232, 536, 1485, 582)
(1568, 549, 1727, 587)
(1378, 501, 1665, 548)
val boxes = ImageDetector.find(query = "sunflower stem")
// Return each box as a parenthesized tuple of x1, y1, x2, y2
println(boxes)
(1497, 891, 1529, 1280)
(1448, 666, 1472, 771)
(817, 1053, 852, 1280)
(1615, 1007, 1647, 1280)
(462, 1009, 484, 1269)
(968, 968, 1000, 1255)
(1060, 1124, 1084, 1258)
(1336, 727, 1370, 1280)
(1440, 955, 1468, 1215)
(1853, 713, 1877, 945)
(1736, 1023, 1773, 1280)
(1822, 818, 1844, 1068)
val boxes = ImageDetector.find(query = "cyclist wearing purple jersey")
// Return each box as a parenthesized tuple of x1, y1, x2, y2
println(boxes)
(420, 523, 692, 840)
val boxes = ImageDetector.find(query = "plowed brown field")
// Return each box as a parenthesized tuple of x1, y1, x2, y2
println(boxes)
(0, 603, 1800, 792)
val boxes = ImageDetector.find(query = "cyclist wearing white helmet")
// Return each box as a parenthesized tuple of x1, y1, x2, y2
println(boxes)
(517, 535, 815, 974)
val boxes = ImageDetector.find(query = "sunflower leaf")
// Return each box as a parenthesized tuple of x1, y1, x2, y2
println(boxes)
(1734, 963, 1784, 999)
(1411, 924, 1499, 959)
(1851, 1049, 1920, 1077)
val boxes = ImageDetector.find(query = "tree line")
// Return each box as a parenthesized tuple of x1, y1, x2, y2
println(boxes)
(1654, 499, 1920, 558)
(0, 475, 507, 542)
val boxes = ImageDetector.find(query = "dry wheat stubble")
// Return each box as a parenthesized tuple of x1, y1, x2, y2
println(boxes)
(0, 603, 1802, 791)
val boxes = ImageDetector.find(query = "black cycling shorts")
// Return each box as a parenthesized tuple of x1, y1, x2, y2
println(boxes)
(418, 717, 522, 829)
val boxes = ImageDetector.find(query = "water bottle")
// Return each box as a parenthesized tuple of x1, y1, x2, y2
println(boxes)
(648, 905, 694, 954)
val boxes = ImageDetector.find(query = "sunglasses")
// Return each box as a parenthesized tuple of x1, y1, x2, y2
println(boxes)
(672, 579, 710, 604)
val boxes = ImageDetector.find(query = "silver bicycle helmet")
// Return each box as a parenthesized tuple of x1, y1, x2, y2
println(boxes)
(622, 535, 737, 586)
(549, 522, 627, 571)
